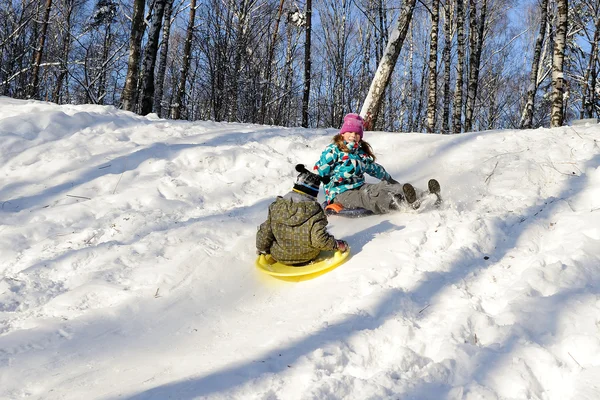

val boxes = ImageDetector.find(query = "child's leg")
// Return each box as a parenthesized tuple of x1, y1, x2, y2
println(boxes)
(335, 182, 402, 214)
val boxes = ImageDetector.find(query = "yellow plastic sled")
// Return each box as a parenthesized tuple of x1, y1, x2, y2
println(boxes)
(256, 250, 350, 282)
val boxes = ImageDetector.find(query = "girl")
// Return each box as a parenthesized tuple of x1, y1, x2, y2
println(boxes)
(314, 113, 440, 214)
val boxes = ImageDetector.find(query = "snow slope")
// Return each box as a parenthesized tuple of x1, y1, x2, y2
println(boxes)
(1, 97, 599, 399)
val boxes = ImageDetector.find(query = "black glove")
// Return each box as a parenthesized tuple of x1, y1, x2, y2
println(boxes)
(335, 240, 349, 252)
(385, 176, 399, 185)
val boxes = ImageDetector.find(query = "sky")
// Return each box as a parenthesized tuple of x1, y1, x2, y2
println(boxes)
(0, 96, 599, 399)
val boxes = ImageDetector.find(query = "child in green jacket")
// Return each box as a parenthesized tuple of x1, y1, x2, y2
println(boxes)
(256, 164, 348, 265)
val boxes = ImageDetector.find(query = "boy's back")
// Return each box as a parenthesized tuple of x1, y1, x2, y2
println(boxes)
(256, 165, 347, 265)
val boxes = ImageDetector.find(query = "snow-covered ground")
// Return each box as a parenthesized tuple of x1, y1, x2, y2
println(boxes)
(1, 96, 599, 400)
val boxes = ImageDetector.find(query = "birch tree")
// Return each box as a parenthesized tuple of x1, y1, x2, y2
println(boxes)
(171, 0, 196, 120)
(153, 0, 175, 117)
(520, 0, 549, 129)
(551, 0, 568, 127)
(452, 0, 465, 133)
(426, 0, 440, 133)
(441, 0, 453, 134)
(579, 0, 599, 118)
(302, 0, 312, 128)
(121, 0, 145, 112)
(464, 0, 487, 132)
(360, 0, 417, 128)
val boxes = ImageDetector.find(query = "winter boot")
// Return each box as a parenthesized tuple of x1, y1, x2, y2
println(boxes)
(402, 183, 420, 209)
(428, 179, 440, 194)
(428, 179, 442, 206)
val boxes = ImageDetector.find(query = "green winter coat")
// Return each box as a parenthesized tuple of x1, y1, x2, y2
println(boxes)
(256, 191, 337, 265)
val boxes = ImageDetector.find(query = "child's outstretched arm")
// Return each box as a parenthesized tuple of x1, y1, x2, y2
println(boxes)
(364, 160, 392, 181)
(256, 212, 275, 254)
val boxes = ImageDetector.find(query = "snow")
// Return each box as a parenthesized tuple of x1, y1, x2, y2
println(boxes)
(1, 96, 600, 399)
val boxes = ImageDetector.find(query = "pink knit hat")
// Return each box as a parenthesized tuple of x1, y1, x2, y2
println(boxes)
(339, 113, 365, 139)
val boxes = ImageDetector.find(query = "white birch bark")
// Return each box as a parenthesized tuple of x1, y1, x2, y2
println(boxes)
(452, 0, 465, 134)
(550, 0, 568, 127)
(122, 0, 145, 112)
(520, 0, 548, 129)
(171, 0, 196, 120)
(426, 0, 440, 133)
(360, 0, 417, 128)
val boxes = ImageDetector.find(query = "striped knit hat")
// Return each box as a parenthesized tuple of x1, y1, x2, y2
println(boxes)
(293, 164, 330, 198)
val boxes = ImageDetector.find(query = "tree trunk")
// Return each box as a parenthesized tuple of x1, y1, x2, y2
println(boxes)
(406, 34, 415, 131)
(520, 0, 548, 129)
(415, 51, 428, 132)
(154, 0, 174, 117)
(452, 0, 465, 133)
(228, 0, 254, 123)
(581, 14, 599, 119)
(140, 0, 167, 115)
(302, 0, 312, 127)
(52, 0, 74, 103)
(426, 0, 440, 133)
(441, 0, 452, 134)
(171, 0, 197, 120)
(360, 0, 417, 128)
(464, 0, 487, 132)
(122, 0, 145, 112)
(97, 25, 112, 105)
(358, 0, 374, 117)
(551, 0, 568, 127)
(30, 0, 52, 99)
(260, 0, 285, 124)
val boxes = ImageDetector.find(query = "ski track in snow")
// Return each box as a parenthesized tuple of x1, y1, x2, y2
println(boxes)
(0, 97, 599, 399)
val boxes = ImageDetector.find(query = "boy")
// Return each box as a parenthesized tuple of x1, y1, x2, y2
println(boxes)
(256, 164, 348, 265)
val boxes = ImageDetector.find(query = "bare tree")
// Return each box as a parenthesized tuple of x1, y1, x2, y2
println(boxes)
(171, 0, 196, 119)
(302, 0, 312, 128)
(452, 0, 466, 133)
(228, 0, 256, 122)
(464, 0, 487, 132)
(520, 0, 549, 128)
(426, 0, 440, 133)
(551, 0, 568, 127)
(121, 0, 145, 111)
(30, 0, 53, 99)
(260, 0, 285, 124)
(579, 0, 599, 118)
(52, 0, 76, 103)
(360, 0, 417, 128)
(441, 0, 453, 134)
(140, 0, 168, 115)
(154, 0, 175, 117)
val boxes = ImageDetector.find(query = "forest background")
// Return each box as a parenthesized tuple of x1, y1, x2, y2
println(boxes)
(0, 0, 598, 133)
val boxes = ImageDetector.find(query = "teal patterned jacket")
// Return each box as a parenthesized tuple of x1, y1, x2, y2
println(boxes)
(314, 141, 391, 203)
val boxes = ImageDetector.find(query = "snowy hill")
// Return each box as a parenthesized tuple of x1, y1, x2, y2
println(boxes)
(1, 97, 599, 400)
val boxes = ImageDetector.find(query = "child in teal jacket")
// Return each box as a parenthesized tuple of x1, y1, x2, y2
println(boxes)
(314, 113, 440, 214)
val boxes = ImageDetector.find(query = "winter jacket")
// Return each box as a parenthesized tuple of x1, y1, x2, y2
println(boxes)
(314, 141, 391, 202)
(256, 191, 337, 265)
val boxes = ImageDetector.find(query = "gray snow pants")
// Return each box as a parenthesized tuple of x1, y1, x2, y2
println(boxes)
(333, 181, 405, 214)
